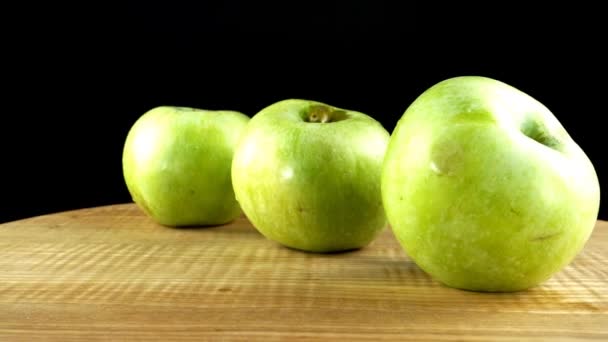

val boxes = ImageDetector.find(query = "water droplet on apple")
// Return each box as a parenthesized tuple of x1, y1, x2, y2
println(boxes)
(281, 166, 294, 181)
(430, 161, 443, 175)
(430, 141, 463, 176)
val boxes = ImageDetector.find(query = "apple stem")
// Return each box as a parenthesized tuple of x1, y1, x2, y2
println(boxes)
(306, 105, 347, 123)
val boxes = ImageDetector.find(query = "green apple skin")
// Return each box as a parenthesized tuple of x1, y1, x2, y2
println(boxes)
(122, 106, 250, 227)
(382, 76, 600, 292)
(232, 99, 390, 253)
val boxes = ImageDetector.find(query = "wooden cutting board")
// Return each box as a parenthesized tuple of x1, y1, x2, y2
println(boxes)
(1, 204, 606, 341)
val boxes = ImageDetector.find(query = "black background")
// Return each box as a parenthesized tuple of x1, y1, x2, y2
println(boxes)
(2, 1, 606, 223)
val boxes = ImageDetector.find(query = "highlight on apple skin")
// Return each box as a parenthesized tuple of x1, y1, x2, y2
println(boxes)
(122, 106, 250, 227)
(231, 99, 391, 253)
(381, 76, 601, 292)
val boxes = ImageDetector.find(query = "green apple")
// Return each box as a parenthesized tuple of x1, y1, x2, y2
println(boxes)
(382, 76, 600, 292)
(231, 99, 390, 253)
(122, 106, 250, 227)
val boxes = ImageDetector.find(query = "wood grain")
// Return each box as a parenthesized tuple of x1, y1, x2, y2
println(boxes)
(0, 204, 606, 341)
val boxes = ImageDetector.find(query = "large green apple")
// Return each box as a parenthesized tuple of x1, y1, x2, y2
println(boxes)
(122, 106, 250, 227)
(382, 76, 600, 292)
(232, 99, 390, 253)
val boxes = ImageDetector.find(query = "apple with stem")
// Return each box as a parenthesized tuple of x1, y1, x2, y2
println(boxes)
(122, 106, 250, 227)
(382, 76, 600, 292)
(232, 99, 390, 253)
